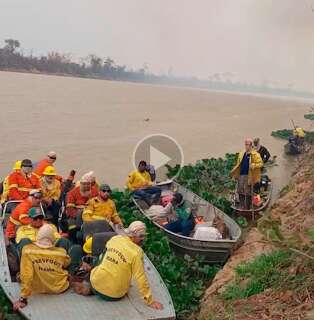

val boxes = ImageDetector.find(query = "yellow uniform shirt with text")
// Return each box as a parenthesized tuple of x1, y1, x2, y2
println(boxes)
(20, 243, 70, 298)
(90, 235, 153, 304)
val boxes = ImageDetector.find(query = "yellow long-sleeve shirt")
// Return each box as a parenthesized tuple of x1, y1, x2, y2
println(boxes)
(20, 243, 70, 298)
(293, 127, 305, 138)
(0, 176, 9, 204)
(126, 170, 152, 191)
(40, 178, 61, 201)
(82, 196, 122, 224)
(90, 235, 153, 305)
(231, 150, 263, 185)
(16, 223, 61, 244)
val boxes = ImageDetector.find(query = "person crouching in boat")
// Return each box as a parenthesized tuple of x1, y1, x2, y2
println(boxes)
(164, 193, 195, 237)
(253, 138, 271, 164)
(13, 224, 71, 310)
(82, 184, 123, 228)
(40, 166, 62, 227)
(231, 138, 263, 210)
(5, 190, 43, 242)
(65, 173, 99, 241)
(126, 160, 161, 205)
(74, 221, 163, 310)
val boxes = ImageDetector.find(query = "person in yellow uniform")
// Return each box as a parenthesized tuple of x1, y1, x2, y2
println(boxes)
(1, 160, 21, 204)
(82, 184, 123, 227)
(126, 161, 161, 205)
(13, 224, 71, 310)
(16, 207, 61, 255)
(40, 166, 62, 226)
(293, 126, 305, 145)
(231, 138, 263, 209)
(76, 221, 163, 310)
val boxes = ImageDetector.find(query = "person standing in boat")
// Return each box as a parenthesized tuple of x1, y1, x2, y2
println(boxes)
(7, 159, 41, 201)
(253, 138, 271, 163)
(74, 221, 164, 310)
(126, 161, 161, 205)
(82, 184, 123, 227)
(231, 138, 263, 210)
(13, 224, 71, 310)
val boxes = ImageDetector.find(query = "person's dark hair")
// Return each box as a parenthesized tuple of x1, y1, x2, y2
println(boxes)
(172, 192, 183, 206)
(138, 160, 147, 167)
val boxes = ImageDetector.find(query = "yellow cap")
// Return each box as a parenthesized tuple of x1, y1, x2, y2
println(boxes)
(13, 160, 22, 171)
(83, 236, 93, 254)
(43, 166, 57, 176)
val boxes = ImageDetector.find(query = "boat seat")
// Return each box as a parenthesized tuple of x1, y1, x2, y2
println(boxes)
(92, 231, 116, 256)
(82, 220, 113, 241)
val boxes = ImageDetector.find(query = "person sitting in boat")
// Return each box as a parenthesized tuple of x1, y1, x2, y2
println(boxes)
(40, 166, 62, 227)
(231, 138, 263, 210)
(33, 151, 60, 179)
(8, 159, 41, 201)
(75, 221, 164, 310)
(0, 160, 21, 205)
(164, 193, 195, 237)
(66, 173, 99, 239)
(5, 190, 43, 241)
(126, 160, 161, 205)
(13, 224, 71, 311)
(82, 184, 123, 227)
(253, 138, 271, 163)
(15, 207, 61, 255)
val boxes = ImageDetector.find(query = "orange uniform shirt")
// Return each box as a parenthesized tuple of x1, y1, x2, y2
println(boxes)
(6, 198, 33, 239)
(66, 185, 99, 218)
(34, 159, 51, 177)
(8, 171, 41, 200)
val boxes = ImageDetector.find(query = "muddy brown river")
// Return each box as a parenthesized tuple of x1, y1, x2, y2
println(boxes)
(0, 71, 311, 199)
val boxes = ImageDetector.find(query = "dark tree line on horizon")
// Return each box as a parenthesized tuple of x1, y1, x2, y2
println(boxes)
(1, 38, 313, 99)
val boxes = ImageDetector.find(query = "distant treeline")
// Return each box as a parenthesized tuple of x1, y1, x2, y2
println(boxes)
(1, 38, 314, 99)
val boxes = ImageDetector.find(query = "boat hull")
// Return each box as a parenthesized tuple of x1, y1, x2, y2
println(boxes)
(133, 181, 242, 265)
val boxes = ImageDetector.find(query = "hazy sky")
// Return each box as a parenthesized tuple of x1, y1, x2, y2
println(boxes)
(1, 0, 314, 91)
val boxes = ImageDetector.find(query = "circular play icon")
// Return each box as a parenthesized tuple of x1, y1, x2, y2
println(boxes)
(133, 134, 184, 181)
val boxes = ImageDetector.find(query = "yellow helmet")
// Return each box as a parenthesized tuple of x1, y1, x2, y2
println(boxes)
(13, 160, 22, 171)
(43, 166, 57, 176)
(83, 236, 93, 254)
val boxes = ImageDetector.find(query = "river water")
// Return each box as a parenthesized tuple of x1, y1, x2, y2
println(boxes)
(0, 71, 310, 199)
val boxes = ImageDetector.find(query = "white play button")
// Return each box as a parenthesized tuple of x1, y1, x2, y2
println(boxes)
(150, 145, 172, 170)
(133, 134, 184, 181)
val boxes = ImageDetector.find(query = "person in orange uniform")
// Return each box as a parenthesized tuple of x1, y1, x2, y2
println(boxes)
(6, 190, 43, 241)
(65, 174, 99, 238)
(8, 159, 41, 201)
(34, 151, 57, 177)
